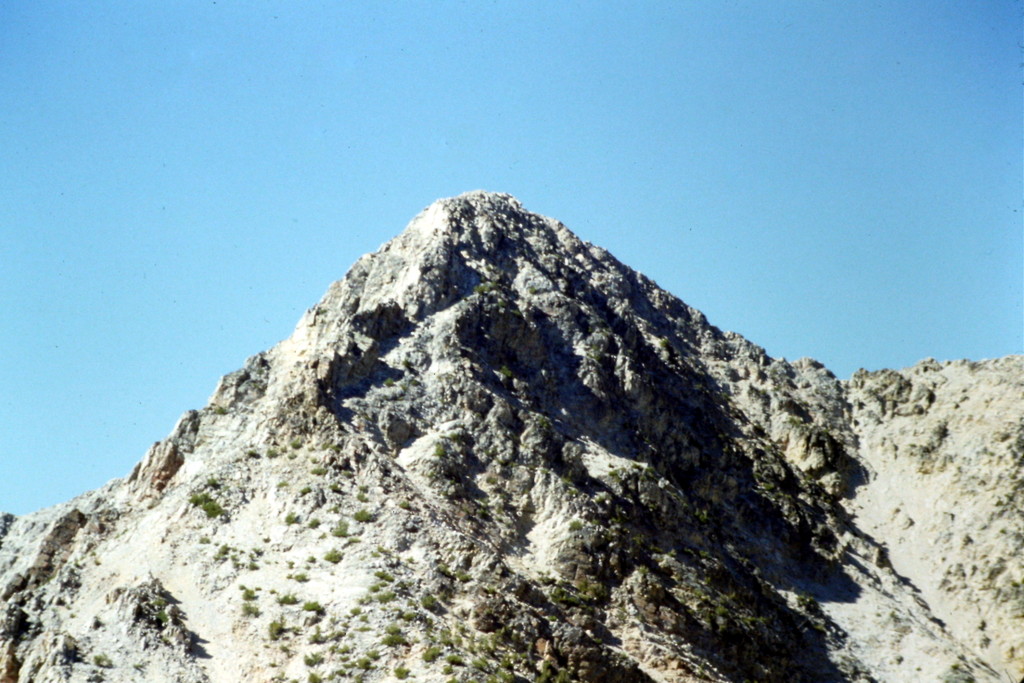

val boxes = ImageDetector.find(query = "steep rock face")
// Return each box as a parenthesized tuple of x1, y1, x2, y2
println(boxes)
(0, 192, 1019, 683)
(846, 358, 1024, 676)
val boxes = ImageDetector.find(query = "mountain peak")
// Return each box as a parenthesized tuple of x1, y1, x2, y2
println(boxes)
(396, 191, 573, 257)
(439, 189, 524, 211)
(297, 192, 601, 341)
(1, 196, 1021, 683)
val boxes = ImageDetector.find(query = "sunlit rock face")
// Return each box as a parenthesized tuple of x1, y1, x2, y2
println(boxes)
(1, 192, 1020, 683)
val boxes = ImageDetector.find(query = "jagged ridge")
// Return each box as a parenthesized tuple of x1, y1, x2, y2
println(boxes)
(0, 192, 1020, 683)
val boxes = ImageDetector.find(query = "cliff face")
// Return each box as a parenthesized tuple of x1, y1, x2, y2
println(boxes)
(0, 192, 1019, 683)
(846, 358, 1024, 675)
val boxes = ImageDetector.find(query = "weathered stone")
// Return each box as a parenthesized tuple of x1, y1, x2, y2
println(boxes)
(0, 193, 1017, 683)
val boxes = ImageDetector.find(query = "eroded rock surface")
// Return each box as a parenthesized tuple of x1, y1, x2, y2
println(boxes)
(0, 192, 1019, 682)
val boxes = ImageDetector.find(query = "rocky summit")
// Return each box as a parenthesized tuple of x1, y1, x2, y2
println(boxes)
(1, 191, 1021, 683)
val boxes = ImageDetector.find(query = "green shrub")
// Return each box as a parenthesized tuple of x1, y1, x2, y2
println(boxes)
(797, 593, 818, 610)
(93, 654, 113, 668)
(285, 513, 299, 525)
(268, 620, 285, 640)
(382, 632, 406, 646)
(353, 509, 373, 523)
(242, 602, 260, 617)
(324, 549, 343, 564)
(577, 578, 609, 602)
(550, 586, 581, 607)
(189, 493, 224, 518)
(331, 521, 349, 537)
(304, 653, 324, 666)
(277, 593, 298, 605)
(303, 601, 325, 614)
(420, 594, 439, 610)
(395, 666, 411, 679)
(423, 645, 443, 662)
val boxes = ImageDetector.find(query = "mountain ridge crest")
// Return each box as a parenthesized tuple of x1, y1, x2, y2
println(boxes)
(0, 195, 1020, 683)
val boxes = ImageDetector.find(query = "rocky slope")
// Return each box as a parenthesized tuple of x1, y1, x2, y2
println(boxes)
(1, 192, 1020, 683)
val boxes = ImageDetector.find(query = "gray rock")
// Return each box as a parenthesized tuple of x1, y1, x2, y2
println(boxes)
(0, 192, 1019, 682)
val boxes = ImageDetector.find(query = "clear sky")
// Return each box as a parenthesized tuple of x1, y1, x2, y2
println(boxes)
(2, 2, 1020, 515)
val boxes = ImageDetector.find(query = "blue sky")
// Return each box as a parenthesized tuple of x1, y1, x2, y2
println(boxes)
(2, 2, 1020, 515)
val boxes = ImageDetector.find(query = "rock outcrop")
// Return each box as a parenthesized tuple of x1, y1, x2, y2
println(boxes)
(0, 192, 1019, 682)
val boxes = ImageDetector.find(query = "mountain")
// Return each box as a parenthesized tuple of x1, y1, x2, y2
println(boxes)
(1, 191, 1021, 683)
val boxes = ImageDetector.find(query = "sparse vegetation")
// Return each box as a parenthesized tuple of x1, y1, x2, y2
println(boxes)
(381, 626, 406, 646)
(189, 492, 224, 518)
(268, 619, 286, 641)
